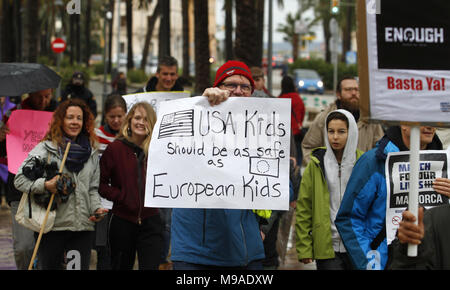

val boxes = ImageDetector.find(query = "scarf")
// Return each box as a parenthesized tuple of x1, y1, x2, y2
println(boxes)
(61, 134, 92, 173)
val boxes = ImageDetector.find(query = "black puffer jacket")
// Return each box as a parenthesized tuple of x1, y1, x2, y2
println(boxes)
(389, 205, 450, 270)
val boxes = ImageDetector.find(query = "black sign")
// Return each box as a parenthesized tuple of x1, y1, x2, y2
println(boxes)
(376, 0, 450, 70)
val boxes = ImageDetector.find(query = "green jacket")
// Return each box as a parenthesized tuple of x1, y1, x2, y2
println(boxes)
(295, 147, 364, 260)
(14, 140, 102, 232)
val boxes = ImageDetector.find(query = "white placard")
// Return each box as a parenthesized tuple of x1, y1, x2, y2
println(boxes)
(385, 150, 449, 244)
(362, 0, 450, 125)
(122, 91, 190, 115)
(144, 96, 291, 210)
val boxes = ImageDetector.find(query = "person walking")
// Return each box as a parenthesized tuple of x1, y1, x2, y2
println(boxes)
(169, 60, 268, 270)
(14, 98, 108, 270)
(296, 110, 364, 270)
(94, 93, 127, 270)
(0, 96, 15, 208)
(278, 75, 306, 166)
(0, 89, 57, 270)
(99, 102, 163, 270)
(389, 178, 450, 270)
(335, 125, 443, 270)
(60, 71, 97, 118)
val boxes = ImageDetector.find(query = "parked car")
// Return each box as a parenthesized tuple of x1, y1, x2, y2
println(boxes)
(294, 69, 324, 95)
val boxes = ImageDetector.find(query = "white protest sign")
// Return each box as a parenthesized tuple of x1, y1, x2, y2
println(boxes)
(357, 0, 450, 126)
(122, 91, 190, 115)
(144, 96, 291, 210)
(385, 150, 449, 244)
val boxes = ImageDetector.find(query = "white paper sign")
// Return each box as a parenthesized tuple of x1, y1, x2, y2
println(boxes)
(364, 0, 450, 125)
(144, 96, 291, 210)
(385, 150, 449, 244)
(122, 91, 190, 115)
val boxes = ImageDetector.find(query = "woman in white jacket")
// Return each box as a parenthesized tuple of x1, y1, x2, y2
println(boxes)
(14, 98, 108, 270)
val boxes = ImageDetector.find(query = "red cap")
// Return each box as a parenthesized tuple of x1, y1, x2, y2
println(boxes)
(213, 60, 255, 93)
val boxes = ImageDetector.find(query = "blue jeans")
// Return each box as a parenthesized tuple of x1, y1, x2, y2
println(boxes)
(173, 260, 263, 270)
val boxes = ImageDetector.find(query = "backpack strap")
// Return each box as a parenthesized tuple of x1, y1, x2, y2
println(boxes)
(370, 223, 386, 250)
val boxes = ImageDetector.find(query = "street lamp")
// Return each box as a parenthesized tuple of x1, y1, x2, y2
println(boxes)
(54, 0, 64, 100)
(103, 9, 113, 111)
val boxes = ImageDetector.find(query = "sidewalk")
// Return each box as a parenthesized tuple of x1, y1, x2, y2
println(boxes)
(0, 204, 309, 270)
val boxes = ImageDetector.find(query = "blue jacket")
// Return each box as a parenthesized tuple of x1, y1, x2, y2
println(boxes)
(171, 208, 265, 267)
(335, 126, 442, 270)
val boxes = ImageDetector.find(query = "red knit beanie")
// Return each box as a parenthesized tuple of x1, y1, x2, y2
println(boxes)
(213, 60, 255, 93)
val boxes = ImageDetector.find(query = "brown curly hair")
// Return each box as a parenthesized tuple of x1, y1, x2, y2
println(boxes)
(44, 98, 98, 148)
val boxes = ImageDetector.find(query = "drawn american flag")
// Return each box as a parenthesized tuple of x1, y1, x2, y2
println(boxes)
(158, 109, 194, 139)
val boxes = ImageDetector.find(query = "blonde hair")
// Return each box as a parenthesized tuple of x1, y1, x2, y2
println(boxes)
(117, 102, 156, 156)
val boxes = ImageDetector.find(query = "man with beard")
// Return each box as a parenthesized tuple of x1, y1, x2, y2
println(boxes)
(301, 76, 384, 166)
(60, 72, 97, 118)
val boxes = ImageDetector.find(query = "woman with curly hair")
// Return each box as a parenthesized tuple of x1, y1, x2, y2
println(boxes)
(14, 98, 108, 270)
(99, 102, 163, 270)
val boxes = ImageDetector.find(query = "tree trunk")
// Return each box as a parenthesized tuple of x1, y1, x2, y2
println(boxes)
(26, 0, 40, 63)
(141, 0, 161, 70)
(126, 0, 134, 69)
(181, 0, 189, 78)
(69, 14, 74, 65)
(108, 0, 115, 74)
(255, 0, 264, 67)
(85, 0, 92, 67)
(234, 0, 258, 67)
(76, 14, 81, 63)
(159, 0, 171, 58)
(194, 0, 210, 94)
(224, 0, 233, 61)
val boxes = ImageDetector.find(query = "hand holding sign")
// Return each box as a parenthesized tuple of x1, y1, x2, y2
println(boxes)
(433, 178, 450, 198)
(397, 207, 425, 246)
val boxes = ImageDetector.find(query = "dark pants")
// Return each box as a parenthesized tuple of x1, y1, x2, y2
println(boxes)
(173, 260, 263, 270)
(109, 214, 163, 270)
(316, 252, 353, 270)
(36, 231, 94, 270)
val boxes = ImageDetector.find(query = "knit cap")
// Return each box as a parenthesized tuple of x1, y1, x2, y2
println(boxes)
(213, 60, 255, 92)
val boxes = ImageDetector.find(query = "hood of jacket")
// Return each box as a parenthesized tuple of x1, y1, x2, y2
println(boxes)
(322, 109, 359, 251)
(323, 109, 358, 192)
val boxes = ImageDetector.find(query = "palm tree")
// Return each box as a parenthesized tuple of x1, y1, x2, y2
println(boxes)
(125, 0, 134, 69)
(194, 0, 210, 94)
(277, 10, 316, 61)
(224, 0, 233, 61)
(26, 0, 40, 62)
(234, 0, 258, 66)
(181, 0, 189, 77)
(140, 0, 161, 70)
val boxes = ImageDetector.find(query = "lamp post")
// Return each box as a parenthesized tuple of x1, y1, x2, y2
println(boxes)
(54, 0, 64, 100)
(103, 9, 113, 112)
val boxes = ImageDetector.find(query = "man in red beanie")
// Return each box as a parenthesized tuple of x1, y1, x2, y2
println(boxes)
(170, 60, 268, 270)
(204, 60, 255, 105)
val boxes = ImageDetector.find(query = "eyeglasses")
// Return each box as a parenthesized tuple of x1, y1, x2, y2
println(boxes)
(220, 82, 252, 93)
(342, 87, 359, 92)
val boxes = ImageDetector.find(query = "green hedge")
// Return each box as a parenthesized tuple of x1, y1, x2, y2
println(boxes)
(127, 69, 148, 84)
(290, 58, 358, 91)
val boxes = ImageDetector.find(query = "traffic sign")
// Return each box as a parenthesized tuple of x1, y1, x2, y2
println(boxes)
(51, 38, 66, 54)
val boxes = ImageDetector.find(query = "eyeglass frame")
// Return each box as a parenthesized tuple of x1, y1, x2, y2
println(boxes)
(219, 82, 253, 93)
